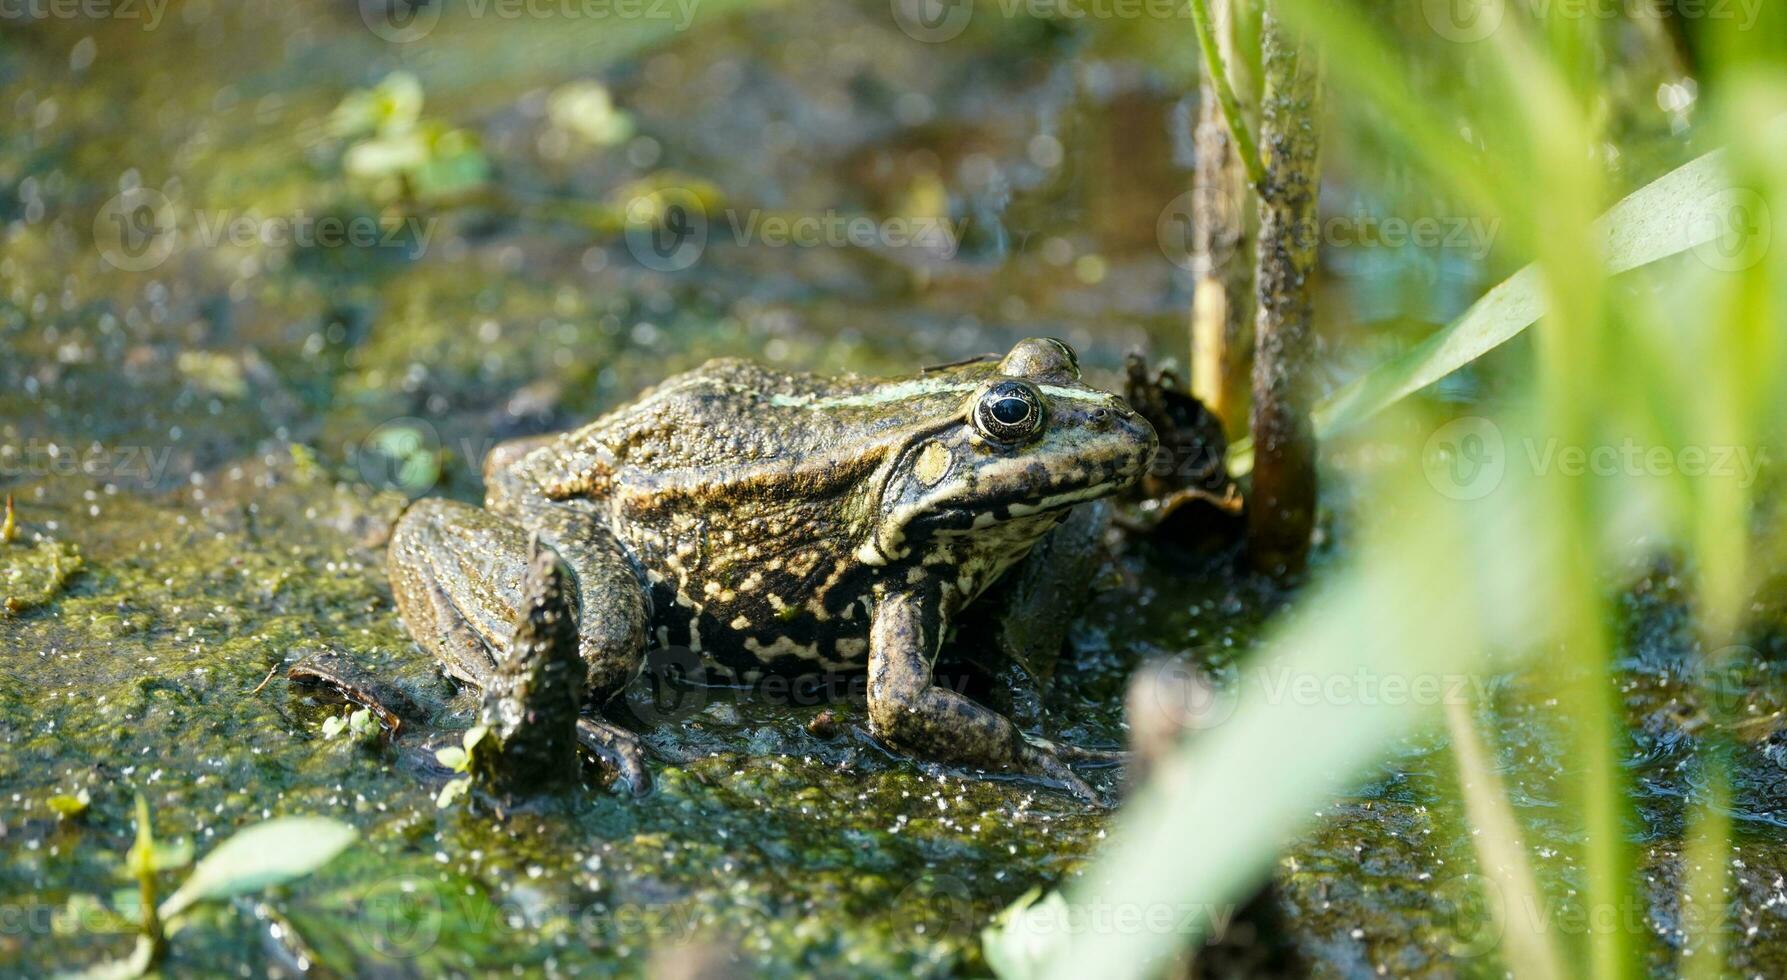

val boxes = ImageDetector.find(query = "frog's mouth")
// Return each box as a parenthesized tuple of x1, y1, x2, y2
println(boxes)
(859, 478, 1120, 566)
(919, 479, 1121, 534)
(881, 473, 1137, 560)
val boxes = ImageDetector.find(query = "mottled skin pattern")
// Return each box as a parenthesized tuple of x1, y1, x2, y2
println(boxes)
(386, 338, 1157, 799)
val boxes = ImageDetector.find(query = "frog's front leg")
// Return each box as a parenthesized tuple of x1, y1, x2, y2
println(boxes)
(956, 500, 1114, 732)
(387, 498, 653, 794)
(866, 584, 1101, 803)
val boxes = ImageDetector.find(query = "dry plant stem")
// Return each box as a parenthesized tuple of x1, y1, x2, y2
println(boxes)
(1246, 2, 1321, 578)
(1189, 0, 1256, 440)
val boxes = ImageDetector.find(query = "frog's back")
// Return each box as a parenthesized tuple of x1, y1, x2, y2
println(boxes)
(551, 357, 990, 491)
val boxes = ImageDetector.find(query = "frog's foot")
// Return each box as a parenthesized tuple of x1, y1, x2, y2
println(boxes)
(388, 499, 654, 794)
(287, 651, 425, 735)
(1037, 739, 1132, 767)
(1013, 739, 1107, 806)
(868, 587, 1115, 807)
(576, 718, 652, 797)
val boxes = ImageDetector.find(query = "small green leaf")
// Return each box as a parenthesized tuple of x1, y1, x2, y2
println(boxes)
(321, 714, 348, 739)
(48, 788, 91, 818)
(434, 746, 468, 771)
(158, 817, 356, 920)
(435, 777, 471, 809)
(463, 724, 489, 753)
(348, 708, 379, 739)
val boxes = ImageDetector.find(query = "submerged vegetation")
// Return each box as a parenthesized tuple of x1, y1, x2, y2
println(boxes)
(1, 0, 1784, 976)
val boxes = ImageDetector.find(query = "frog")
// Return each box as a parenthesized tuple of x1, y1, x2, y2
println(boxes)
(380, 337, 1156, 801)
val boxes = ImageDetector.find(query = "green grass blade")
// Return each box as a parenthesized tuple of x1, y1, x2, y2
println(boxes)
(1228, 145, 1748, 476)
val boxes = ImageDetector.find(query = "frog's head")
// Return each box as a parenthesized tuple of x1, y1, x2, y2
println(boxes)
(860, 338, 1157, 566)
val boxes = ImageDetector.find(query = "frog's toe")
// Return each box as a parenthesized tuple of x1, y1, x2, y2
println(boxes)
(287, 650, 424, 735)
(576, 717, 654, 797)
(1050, 742, 1131, 767)
(1015, 739, 1112, 807)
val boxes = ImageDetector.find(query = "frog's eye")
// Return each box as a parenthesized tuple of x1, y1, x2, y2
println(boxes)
(974, 381, 1046, 444)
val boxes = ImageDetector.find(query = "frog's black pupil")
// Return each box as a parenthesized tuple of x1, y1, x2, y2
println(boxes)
(991, 397, 1030, 426)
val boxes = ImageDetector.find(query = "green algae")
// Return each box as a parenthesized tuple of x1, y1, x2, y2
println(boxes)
(2, 537, 83, 619)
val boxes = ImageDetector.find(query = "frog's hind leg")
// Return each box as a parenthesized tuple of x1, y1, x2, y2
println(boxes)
(387, 498, 528, 689)
(388, 498, 654, 794)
